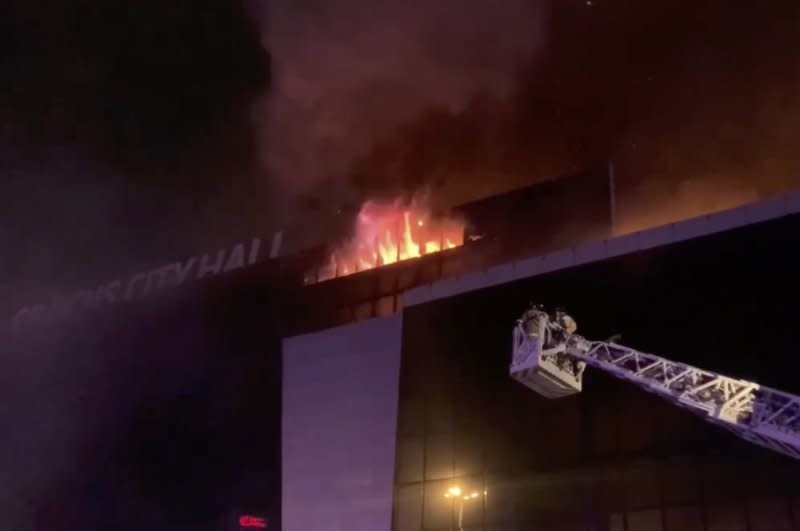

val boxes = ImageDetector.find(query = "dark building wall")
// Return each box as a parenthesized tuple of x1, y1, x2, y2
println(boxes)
(454, 164, 613, 263)
(394, 213, 800, 530)
(0, 273, 283, 530)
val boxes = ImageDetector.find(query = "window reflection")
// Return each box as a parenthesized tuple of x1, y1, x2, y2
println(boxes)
(394, 484, 422, 531)
(453, 435, 482, 477)
(484, 476, 524, 526)
(423, 435, 453, 481)
(395, 437, 424, 484)
(392, 297, 800, 531)
(427, 478, 485, 530)
(422, 479, 453, 529)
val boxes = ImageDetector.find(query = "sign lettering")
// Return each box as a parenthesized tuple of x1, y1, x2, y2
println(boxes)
(11, 236, 279, 329)
(239, 515, 267, 528)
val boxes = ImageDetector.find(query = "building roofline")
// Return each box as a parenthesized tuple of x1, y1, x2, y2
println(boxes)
(403, 189, 800, 307)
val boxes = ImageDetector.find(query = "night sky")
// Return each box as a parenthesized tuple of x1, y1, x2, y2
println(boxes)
(1, 0, 800, 528)
(0, 0, 268, 306)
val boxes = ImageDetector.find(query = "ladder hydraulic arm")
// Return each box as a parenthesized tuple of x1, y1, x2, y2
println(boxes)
(510, 305, 800, 460)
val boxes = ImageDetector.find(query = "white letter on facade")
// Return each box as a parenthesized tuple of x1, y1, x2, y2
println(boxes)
(102, 280, 122, 303)
(196, 250, 225, 280)
(224, 244, 246, 272)
(269, 232, 282, 259)
(124, 273, 149, 300)
(250, 238, 264, 263)
(176, 257, 196, 285)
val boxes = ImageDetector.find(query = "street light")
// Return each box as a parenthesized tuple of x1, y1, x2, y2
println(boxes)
(444, 486, 488, 530)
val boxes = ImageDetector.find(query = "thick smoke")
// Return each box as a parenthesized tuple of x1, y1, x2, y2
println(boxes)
(256, 0, 546, 246)
(3, 0, 800, 528)
(258, 0, 800, 243)
(0, 1, 269, 528)
(0, 0, 269, 309)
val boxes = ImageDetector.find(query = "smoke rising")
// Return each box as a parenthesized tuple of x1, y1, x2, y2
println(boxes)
(258, 0, 800, 243)
(1, 1, 269, 528)
(257, 0, 546, 243)
(0, 0, 269, 310)
(3, 0, 800, 528)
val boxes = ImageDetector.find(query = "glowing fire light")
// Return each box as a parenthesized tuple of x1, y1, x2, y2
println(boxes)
(311, 198, 465, 283)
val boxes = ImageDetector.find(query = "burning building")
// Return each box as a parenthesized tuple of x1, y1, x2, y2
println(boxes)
(306, 197, 465, 284)
(6, 165, 799, 531)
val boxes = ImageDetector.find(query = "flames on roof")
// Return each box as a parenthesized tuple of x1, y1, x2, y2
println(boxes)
(305, 197, 465, 284)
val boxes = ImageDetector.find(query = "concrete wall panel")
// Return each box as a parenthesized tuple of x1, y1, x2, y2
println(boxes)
(282, 314, 403, 531)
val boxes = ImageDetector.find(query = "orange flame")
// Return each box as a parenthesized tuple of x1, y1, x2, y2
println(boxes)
(310, 198, 464, 283)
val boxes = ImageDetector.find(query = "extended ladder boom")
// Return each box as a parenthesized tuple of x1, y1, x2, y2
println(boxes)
(510, 306, 800, 461)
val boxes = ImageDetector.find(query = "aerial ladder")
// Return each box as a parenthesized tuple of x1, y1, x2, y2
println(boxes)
(510, 305, 800, 460)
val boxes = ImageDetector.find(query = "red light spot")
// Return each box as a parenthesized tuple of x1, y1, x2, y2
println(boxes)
(239, 515, 267, 528)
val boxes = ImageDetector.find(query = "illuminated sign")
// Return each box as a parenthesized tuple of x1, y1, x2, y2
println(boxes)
(239, 515, 267, 528)
(11, 233, 284, 328)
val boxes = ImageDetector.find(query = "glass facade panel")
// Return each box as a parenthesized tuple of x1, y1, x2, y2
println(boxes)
(426, 394, 454, 435)
(484, 476, 541, 526)
(543, 515, 591, 531)
(661, 462, 702, 506)
(748, 497, 791, 531)
(701, 463, 747, 503)
(706, 504, 746, 531)
(394, 484, 423, 531)
(424, 435, 454, 481)
(590, 404, 619, 457)
(609, 513, 625, 531)
(397, 397, 426, 437)
(423, 479, 455, 529)
(454, 434, 483, 477)
(459, 501, 484, 528)
(335, 305, 352, 325)
(617, 397, 657, 455)
(664, 506, 703, 531)
(396, 437, 424, 484)
(354, 301, 373, 321)
(627, 509, 663, 531)
(391, 221, 800, 530)
(792, 495, 800, 529)
(539, 402, 582, 467)
(588, 466, 626, 512)
(623, 464, 661, 510)
(377, 295, 396, 317)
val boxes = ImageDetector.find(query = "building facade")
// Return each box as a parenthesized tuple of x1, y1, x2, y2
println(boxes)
(284, 193, 800, 531)
(6, 173, 800, 530)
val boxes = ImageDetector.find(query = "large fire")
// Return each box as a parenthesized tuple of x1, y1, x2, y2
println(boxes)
(307, 198, 465, 283)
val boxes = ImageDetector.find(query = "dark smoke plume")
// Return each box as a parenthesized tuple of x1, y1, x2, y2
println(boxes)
(0, 0, 269, 306)
(258, 0, 800, 243)
(256, 0, 547, 248)
(1, 1, 270, 528)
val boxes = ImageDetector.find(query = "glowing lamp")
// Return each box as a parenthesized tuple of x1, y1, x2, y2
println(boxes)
(444, 486, 462, 498)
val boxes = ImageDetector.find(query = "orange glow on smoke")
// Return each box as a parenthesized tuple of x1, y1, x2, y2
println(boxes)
(311, 198, 464, 283)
